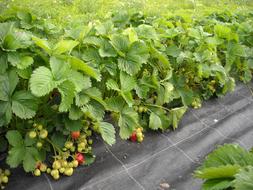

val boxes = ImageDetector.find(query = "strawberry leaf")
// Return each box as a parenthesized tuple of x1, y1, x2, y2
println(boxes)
(149, 112, 162, 130)
(120, 71, 136, 92)
(53, 40, 79, 55)
(98, 122, 116, 146)
(6, 130, 23, 147)
(30, 66, 57, 97)
(23, 147, 38, 172)
(118, 106, 139, 139)
(11, 90, 39, 119)
(6, 146, 26, 168)
(202, 179, 233, 190)
(32, 36, 52, 54)
(233, 166, 253, 190)
(58, 80, 76, 112)
(68, 56, 101, 81)
(195, 165, 241, 179)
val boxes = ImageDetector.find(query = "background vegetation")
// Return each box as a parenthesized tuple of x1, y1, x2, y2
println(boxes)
(1, 0, 253, 26)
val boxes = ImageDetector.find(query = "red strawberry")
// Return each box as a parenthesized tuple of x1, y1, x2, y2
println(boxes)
(71, 131, 80, 140)
(75, 153, 85, 165)
(130, 131, 137, 142)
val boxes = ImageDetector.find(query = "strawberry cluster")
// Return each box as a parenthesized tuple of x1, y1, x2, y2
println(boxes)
(134, 106, 148, 113)
(33, 151, 85, 180)
(32, 125, 92, 180)
(0, 169, 10, 189)
(28, 124, 48, 148)
(130, 128, 144, 142)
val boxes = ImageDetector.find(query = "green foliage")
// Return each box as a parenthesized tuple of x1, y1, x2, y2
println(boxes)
(195, 165, 241, 179)
(200, 144, 253, 169)
(0, 8, 253, 180)
(1, 0, 252, 27)
(97, 122, 116, 146)
(234, 166, 253, 190)
(6, 130, 40, 172)
(195, 144, 253, 190)
(119, 106, 139, 139)
(202, 179, 233, 190)
(0, 70, 39, 125)
(149, 112, 163, 130)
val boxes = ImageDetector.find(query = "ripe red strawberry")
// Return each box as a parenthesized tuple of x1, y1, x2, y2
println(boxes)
(71, 131, 80, 140)
(130, 131, 137, 142)
(75, 153, 85, 165)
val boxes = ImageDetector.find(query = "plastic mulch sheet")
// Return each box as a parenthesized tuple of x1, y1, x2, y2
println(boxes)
(3, 82, 253, 190)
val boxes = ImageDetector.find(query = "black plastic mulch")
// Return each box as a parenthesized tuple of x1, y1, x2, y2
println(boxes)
(3, 82, 253, 190)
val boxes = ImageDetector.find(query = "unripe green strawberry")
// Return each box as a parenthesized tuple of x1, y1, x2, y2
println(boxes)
(68, 162, 74, 168)
(59, 168, 65, 173)
(36, 142, 43, 148)
(138, 136, 144, 142)
(1, 176, 8, 183)
(136, 132, 143, 139)
(2, 176, 9, 183)
(78, 142, 86, 148)
(143, 107, 148, 113)
(37, 124, 43, 130)
(39, 129, 48, 139)
(72, 160, 78, 168)
(138, 106, 144, 113)
(4, 170, 10, 176)
(52, 161, 61, 169)
(81, 139, 87, 145)
(88, 139, 93, 145)
(46, 168, 51, 174)
(50, 169, 59, 177)
(86, 130, 92, 136)
(62, 160, 68, 167)
(52, 174, 60, 180)
(70, 146, 76, 152)
(136, 128, 142, 133)
(34, 169, 41, 176)
(80, 134, 87, 140)
(29, 131, 37, 139)
(64, 168, 73, 176)
(64, 141, 73, 149)
(93, 124, 99, 132)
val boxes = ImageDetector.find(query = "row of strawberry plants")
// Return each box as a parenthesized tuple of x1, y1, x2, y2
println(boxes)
(0, 10, 253, 188)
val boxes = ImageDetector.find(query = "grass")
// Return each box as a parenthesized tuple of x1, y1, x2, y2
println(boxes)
(0, 0, 253, 26)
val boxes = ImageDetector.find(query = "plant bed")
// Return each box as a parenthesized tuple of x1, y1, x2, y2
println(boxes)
(2, 83, 253, 190)
(0, 9, 253, 189)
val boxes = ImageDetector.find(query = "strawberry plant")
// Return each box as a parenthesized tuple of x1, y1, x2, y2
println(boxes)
(0, 9, 253, 188)
(194, 144, 253, 190)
